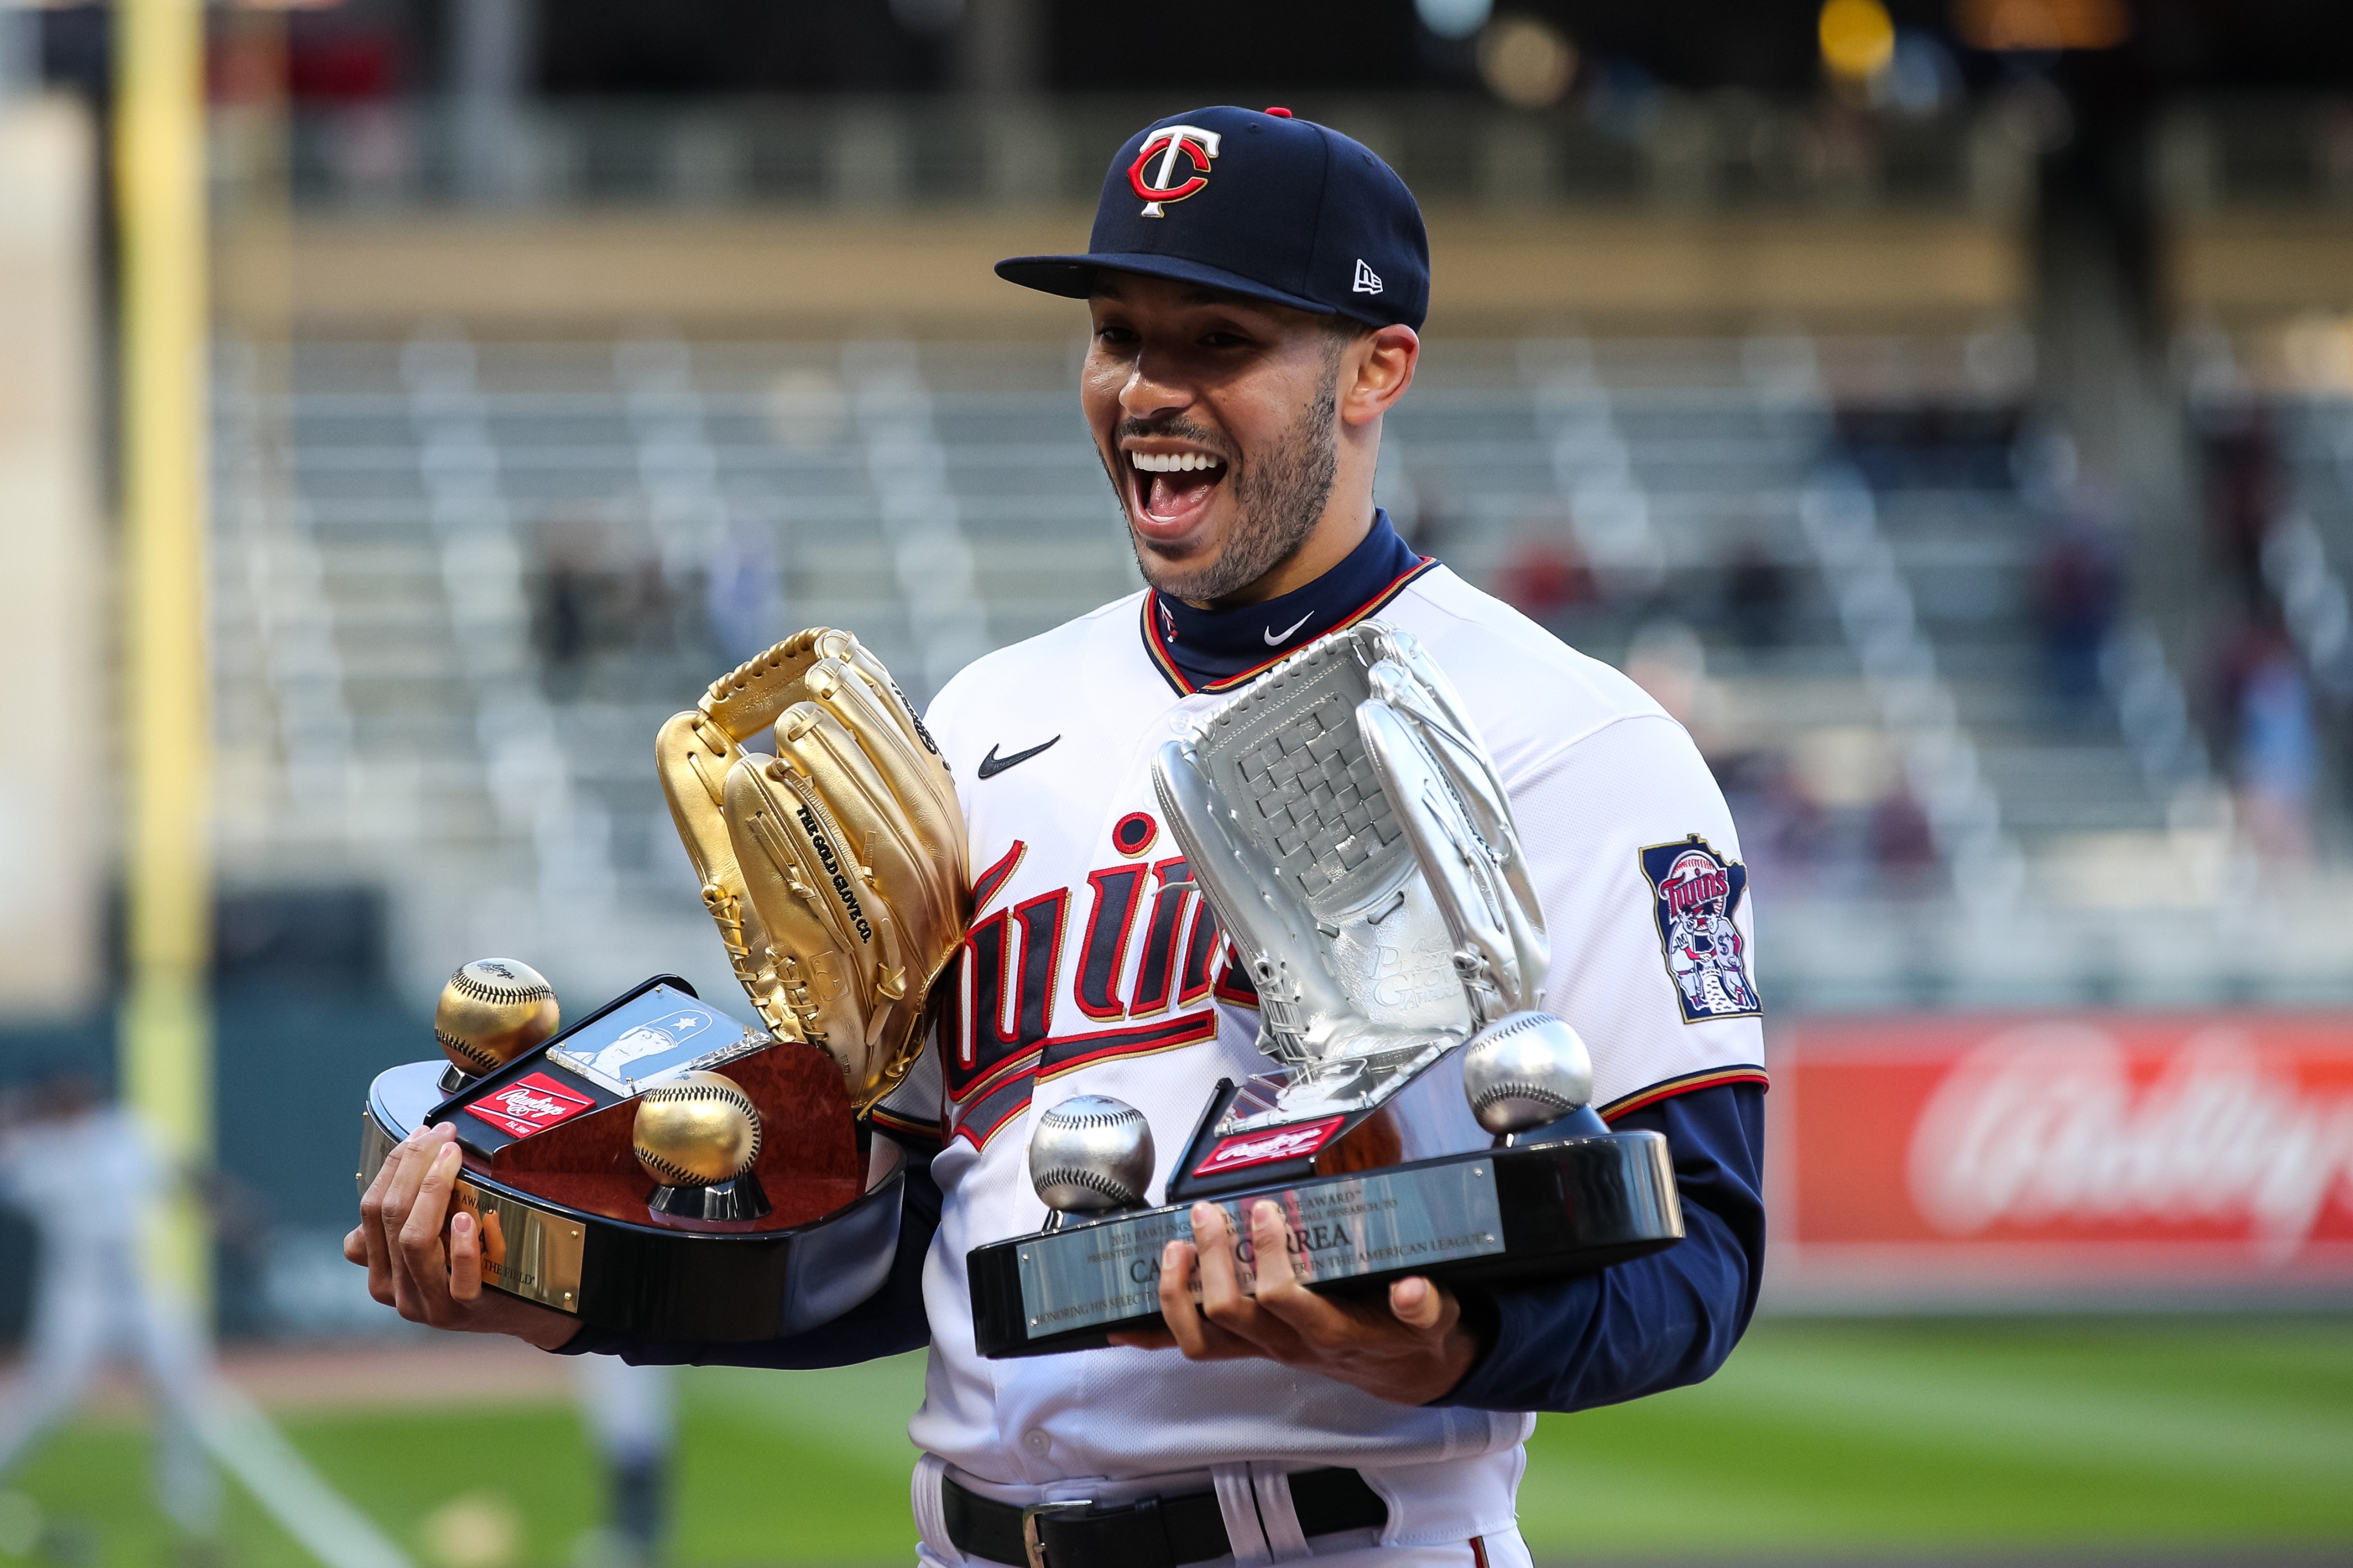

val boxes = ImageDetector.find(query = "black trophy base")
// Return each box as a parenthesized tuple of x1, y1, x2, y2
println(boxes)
(969, 1128, 1683, 1359)
(649, 1171, 772, 1223)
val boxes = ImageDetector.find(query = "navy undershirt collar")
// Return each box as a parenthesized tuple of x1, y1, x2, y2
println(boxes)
(1143, 509, 1433, 695)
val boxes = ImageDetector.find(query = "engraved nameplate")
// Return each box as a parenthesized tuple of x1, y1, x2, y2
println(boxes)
(1013, 1160, 1504, 1338)
(357, 1107, 586, 1316)
(450, 1177, 587, 1315)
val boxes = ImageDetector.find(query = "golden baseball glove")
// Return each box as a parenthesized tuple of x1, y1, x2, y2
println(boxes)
(657, 629, 967, 1112)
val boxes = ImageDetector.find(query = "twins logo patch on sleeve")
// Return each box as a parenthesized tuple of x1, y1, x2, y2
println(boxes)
(1640, 835, 1761, 1023)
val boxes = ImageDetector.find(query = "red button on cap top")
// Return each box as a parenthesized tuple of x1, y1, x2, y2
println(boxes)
(1264, 106, 1293, 118)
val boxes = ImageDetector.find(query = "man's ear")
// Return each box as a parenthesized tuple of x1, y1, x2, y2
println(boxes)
(1340, 326, 1420, 429)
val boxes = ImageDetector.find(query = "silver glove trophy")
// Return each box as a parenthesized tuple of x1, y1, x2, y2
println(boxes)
(966, 623, 1685, 1360)
(1153, 621, 1577, 1165)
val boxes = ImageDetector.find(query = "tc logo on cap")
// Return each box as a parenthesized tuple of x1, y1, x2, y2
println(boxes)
(1130, 125, 1222, 217)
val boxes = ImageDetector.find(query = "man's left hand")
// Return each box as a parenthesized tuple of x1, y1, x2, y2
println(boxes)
(1108, 1200, 1481, 1406)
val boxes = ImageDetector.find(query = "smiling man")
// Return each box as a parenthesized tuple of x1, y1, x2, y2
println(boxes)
(350, 106, 1768, 1568)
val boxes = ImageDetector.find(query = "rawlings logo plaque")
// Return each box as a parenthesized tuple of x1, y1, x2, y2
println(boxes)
(1640, 835, 1761, 1024)
(465, 1072, 596, 1139)
(1191, 1114, 1348, 1177)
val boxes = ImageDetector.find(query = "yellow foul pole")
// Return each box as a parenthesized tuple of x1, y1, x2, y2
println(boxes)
(115, 0, 213, 1314)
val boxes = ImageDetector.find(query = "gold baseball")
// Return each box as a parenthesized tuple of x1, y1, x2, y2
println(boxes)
(435, 959, 561, 1077)
(632, 1071, 762, 1187)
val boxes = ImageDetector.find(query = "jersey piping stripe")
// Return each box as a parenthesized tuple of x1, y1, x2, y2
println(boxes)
(1035, 1009, 1218, 1083)
(970, 839, 1027, 915)
(868, 1103, 943, 1145)
(1137, 555, 1441, 698)
(951, 1071, 1036, 1150)
(1598, 1064, 1770, 1122)
(949, 1041, 1043, 1113)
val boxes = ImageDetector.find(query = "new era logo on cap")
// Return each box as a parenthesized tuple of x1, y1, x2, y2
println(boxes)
(1353, 258, 1383, 295)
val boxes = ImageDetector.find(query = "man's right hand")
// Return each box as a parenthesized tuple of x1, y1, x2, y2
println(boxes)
(344, 1122, 580, 1351)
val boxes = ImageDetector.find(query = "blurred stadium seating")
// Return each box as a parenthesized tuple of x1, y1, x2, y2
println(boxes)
(175, 83, 2353, 1032)
(206, 319, 2345, 1020)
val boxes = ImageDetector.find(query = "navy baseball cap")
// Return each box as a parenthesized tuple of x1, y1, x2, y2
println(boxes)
(996, 105, 1430, 331)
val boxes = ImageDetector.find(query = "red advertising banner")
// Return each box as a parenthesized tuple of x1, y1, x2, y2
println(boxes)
(1768, 1014, 2353, 1306)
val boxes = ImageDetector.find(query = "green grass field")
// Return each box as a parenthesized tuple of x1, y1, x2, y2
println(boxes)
(7, 1318, 2349, 1566)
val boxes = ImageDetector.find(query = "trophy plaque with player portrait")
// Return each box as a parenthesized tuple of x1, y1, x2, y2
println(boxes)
(357, 629, 969, 1342)
(967, 623, 1687, 1358)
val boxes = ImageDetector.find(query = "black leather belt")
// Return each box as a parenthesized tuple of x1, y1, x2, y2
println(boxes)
(943, 1467, 1388, 1568)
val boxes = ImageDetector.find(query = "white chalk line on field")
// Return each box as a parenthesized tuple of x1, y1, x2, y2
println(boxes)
(194, 1380, 415, 1568)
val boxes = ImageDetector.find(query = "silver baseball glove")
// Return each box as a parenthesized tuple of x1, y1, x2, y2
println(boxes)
(1152, 621, 1550, 1120)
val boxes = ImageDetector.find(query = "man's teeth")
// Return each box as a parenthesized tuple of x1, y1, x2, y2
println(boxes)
(1131, 452, 1222, 473)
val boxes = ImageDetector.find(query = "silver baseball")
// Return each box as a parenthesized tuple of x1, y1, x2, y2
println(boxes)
(1460, 1011, 1594, 1136)
(1028, 1095, 1155, 1214)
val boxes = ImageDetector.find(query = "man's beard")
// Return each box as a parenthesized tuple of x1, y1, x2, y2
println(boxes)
(1115, 369, 1340, 605)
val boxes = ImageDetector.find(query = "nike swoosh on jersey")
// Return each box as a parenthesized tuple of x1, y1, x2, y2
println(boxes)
(977, 736, 1061, 779)
(1263, 612, 1314, 646)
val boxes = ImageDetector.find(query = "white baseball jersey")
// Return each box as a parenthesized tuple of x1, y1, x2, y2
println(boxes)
(873, 562, 1766, 1549)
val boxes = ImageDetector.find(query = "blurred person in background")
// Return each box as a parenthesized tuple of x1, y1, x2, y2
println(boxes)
(703, 516, 785, 670)
(1868, 782, 1939, 895)
(2216, 615, 2320, 865)
(625, 558, 679, 662)
(1498, 523, 1592, 635)
(0, 1072, 219, 1547)
(1721, 538, 1790, 652)
(2032, 488, 2124, 719)
(572, 1358, 676, 1568)
(1710, 748, 1810, 891)
(2198, 395, 2282, 602)
(535, 513, 612, 699)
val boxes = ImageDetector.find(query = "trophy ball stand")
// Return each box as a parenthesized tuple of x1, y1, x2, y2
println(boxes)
(633, 1071, 773, 1223)
(1028, 1096, 1157, 1231)
(433, 957, 563, 1095)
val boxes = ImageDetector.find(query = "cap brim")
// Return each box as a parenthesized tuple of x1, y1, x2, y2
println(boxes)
(995, 252, 1338, 318)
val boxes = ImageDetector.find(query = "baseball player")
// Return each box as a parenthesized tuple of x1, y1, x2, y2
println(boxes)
(0, 1073, 220, 1538)
(572, 1357, 676, 1567)
(352, 106, 1766, 1568)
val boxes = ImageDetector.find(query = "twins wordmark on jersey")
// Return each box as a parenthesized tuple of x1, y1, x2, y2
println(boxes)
(916, 825, 1764, 1154)
(924, 813, 1259, 1152)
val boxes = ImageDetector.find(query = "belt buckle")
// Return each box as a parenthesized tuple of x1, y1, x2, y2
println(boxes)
(1018, 1500, 1091, 1568)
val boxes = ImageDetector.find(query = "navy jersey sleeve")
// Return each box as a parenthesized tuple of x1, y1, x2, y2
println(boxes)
(1433, 1080, 1764, 1413)
(553, 1142, 941, 1369)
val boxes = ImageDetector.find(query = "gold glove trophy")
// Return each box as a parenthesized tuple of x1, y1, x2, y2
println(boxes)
(968, 624, 1685, 1357)
(359, 631, 969, 1342)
